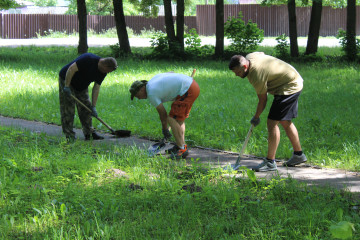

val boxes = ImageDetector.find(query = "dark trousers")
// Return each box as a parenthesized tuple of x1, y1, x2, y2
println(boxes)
(59, 77, 94, 138)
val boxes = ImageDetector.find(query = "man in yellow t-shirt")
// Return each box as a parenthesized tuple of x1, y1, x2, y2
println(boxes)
(229, 52, 307, 172)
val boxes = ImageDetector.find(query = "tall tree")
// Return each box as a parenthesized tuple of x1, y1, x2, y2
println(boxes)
(305, 0, 323, 55)
(215, 0, 224, 57)
(287, 0, 299, 57)
(176, 0, 185, 51)
(346, 0, 357, 61)
(77, 0, 88, 54)
(113, 0, 131, 54)
(163, 0, 177, 51)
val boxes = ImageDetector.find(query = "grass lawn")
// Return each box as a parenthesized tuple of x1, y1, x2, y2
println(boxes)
(0, 46, 359, 171)
(0, 126, 359, 239)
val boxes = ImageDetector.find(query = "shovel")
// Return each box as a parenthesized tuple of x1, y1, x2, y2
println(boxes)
(70, 95, 131, 138)
(148, 68, 197, 156)
(224, 124, 254, 171)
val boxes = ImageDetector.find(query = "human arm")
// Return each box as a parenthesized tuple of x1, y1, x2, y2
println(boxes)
(91, 83, 101, 107)
(251, 93, 267, 126)
(156, 103, 171, 138)
(64, 62, 78, 87)
(90, 83, 101, 117)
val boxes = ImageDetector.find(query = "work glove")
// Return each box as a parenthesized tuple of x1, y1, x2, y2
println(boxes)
(63, 86, 72, 97)
(91, 106, 98, 118)
(162, 129, 172, 140)
(250, 116, 260, 127)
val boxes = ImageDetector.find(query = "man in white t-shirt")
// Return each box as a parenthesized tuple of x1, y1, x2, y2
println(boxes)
(130, 73, 200, 159)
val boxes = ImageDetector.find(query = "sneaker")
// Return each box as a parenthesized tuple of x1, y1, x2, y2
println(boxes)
(85, 132, 104, 141)
(283, 153, 307, 167)
(165, 145, 180, 154)
(252, 159, 277, 172)
(171, 145, 189, 160)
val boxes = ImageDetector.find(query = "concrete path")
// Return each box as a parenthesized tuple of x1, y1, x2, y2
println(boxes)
(0, 37, 341, 48)
(1, 115, 359, 192)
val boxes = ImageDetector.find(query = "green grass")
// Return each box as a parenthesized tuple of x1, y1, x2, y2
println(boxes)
(0, 46, 359, 171)
(0, 126, 359, 239)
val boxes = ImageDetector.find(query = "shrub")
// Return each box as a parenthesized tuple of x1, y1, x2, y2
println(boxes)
(336, 28, 360, 60)
(274, 34, 290, 58)
(224, 11, 264, 54)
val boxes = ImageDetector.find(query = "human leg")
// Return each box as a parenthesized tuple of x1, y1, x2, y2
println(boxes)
(267, 119, 281, 160)
(59, 77, 76, 140)
(75, 89, 103, 140)
(167, 117, 185, 147)
(281, 120, 307, 166)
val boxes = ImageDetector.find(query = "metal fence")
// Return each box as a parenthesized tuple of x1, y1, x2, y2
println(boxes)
(197, 4, 360, 36)
(1, 4, 358, 39)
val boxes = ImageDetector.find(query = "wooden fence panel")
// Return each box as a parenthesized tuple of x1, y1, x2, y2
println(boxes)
(0, 5, 358, 39)
(197, 4, 359, 36)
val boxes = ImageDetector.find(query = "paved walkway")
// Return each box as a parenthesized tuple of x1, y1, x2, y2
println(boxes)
(0, 37, 341, 48)
(1, 115, 359, 192)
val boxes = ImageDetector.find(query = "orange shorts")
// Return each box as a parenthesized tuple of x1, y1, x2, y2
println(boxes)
(169, 80, 200, 121)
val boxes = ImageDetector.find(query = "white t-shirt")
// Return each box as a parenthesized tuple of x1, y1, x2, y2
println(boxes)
(147, 73, 193, 107)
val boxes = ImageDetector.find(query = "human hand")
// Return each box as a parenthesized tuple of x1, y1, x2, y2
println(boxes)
(162, 129, 172, 140)
(63, 86, 72, 96)
(250, 116, 260, 127)
(91, 106, 98, 118)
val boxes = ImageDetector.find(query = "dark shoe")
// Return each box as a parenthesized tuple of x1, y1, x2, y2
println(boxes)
(283, 153, 307, 167)
(165, 145, 180, 154)
(85, 132, 104, 141)
(252, 159, 277, 172)
(171, 145, 189, 160)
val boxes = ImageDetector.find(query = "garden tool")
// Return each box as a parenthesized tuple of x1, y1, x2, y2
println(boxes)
(148, 69, 197, 156)
(224, 124, 254, 171)
(70, 95, 131, 138)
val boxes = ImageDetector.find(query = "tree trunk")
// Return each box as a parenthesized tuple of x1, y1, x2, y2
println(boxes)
(113, 0, 131, 54)
(77, 0, 88, 54)
(287, 0, 299, 57)
(163, 0, 177, 51)
(176, 0, 184, 51)
(305, 0, 322, 55)
(346, 0, 357, 61)
(215, 0, 224, 57)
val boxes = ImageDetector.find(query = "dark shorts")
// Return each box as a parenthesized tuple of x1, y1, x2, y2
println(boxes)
(268, 91, 302, 121)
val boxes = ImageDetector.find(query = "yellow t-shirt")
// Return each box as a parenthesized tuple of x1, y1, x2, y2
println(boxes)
(246, 52, 303, 95)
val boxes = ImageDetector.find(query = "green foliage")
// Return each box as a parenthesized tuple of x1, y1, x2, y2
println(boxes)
(0, 0, 19, 9)
(274, 33, 290, 58)
(29, 0, 57, 7)
(128, 0, 161, 17)
(0, 46, 360, 171)
(329, 209, 356, 239)
(0, 126, 359, 239)
(185, 28, 201, 50)
(224, 12, 264, 54)
(336, 28, 359, 60)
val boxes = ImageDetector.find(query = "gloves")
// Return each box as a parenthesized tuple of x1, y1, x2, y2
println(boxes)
(250, 116, 260, 127)
(162, 129, 172, 140)
(63, 86, 72, 96)
(91, 106, 98, 118)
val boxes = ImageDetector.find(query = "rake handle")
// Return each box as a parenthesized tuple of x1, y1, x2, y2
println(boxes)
(70, 94, 115, 133)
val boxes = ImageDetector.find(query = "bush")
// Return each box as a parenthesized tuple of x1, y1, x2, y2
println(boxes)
(224, 11, 264, 54)
(336, 28, 360, 60)
(274, 34, 290, 58)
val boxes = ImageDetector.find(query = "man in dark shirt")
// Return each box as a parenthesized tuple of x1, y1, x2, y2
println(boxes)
(59, 53, 117, 141)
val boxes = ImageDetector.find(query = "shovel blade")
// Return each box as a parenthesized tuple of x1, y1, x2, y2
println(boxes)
(148, 141, 166, 156)
(112, 130, 131, 138)
(223, 163, 241, 171)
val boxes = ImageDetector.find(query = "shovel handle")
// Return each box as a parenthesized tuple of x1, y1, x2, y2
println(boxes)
(70, 95, 115, 133)
(191, 69, 196, 78)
